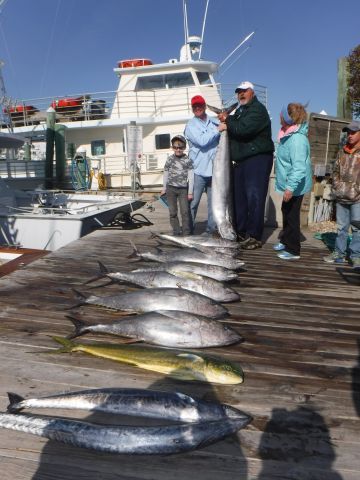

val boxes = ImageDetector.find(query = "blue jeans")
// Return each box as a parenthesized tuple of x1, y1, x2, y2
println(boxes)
(233, 153, 273, 241)
(335, 202, 360, 259)
(190, 174, 216, 233)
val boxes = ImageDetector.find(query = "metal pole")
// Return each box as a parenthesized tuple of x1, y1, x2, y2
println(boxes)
(45, 107, 56, 189)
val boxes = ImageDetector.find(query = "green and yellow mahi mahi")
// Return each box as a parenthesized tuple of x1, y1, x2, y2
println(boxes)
(52, 337, 244, 385)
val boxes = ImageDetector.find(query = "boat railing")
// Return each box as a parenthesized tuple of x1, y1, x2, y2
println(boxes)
(1, 83, 268, 128)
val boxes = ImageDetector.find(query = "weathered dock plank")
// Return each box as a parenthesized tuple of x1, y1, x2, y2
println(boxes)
(0, 199, 359, 479)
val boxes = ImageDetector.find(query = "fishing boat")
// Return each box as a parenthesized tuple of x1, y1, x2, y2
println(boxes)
(0, 178, 144, 250)
(0, 5, 266, 191)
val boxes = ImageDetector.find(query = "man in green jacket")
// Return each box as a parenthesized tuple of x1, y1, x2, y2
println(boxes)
(218, 81, 274, 249)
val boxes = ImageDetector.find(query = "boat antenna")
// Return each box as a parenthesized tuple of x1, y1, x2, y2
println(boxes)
(183, 0, 189, 45)
(198, 0, 210, 60)
(218, 31, 255, 69)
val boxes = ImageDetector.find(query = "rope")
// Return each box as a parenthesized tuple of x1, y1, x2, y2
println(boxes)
(107, 212, 153, 230)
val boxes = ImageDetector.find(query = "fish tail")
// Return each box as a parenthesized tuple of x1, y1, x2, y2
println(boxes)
(51, 336, 76, 353)
(127, 240, 139, 259)
(7, 392, 24, 412)
(64, 289, 88, 310)
(65, 314, 89, 339)
(98, 261, 109, 274)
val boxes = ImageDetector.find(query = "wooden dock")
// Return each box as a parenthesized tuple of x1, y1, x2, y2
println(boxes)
(0, 197, 359, 479)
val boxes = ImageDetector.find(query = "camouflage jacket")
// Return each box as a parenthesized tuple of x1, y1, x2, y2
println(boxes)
(163, 154, 194, 193)
(332, 146, 360, 204)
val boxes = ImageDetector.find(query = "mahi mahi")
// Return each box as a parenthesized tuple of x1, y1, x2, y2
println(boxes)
(7, 388, 246, 423)
(66, 311, 242, 348)
(0, 413, 251, 455)
(52, 336, 245, 385)
(93, 263, 240, 303)
(72, 287, 228, 319)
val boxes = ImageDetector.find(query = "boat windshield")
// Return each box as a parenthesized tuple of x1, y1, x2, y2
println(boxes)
(135, 73, 195, 90)
(196, 72, 211, 85)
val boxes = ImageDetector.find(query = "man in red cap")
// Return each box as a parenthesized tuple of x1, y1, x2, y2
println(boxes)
(184, 95, 221, 235)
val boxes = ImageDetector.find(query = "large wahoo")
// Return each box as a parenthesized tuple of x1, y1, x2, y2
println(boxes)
(0, 412, 251, 455)
(209, 104, 237, 241)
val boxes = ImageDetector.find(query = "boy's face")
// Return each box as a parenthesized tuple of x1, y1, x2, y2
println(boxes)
(172, 142, 186, 157)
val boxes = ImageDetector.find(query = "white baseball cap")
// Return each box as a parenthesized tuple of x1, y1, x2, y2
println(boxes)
(235, 81, 254, 92)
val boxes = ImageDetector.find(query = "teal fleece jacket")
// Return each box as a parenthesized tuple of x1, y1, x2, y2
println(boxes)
(275, 123, 313, 196)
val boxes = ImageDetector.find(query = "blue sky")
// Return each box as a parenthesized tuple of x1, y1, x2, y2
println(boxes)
(0, 0, 359, 135)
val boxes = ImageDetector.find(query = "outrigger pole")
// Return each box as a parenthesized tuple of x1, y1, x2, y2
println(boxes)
(198, 0, 210, 60)
(183, 0, 189, 45)
(218, 31, 255, 69)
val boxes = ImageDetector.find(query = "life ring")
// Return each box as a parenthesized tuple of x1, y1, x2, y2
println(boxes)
(117, 58, 153, 68)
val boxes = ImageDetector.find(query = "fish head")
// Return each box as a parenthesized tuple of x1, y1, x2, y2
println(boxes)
(204, 358, 244, 385)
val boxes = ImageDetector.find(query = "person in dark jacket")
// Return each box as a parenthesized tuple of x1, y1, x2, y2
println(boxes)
(218, 81, 274, 249)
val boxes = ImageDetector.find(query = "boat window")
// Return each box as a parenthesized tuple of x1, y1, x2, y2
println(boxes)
(91, 140, 106, 156)
(196, 72, 211, 85)
(136, 73, 194, 90)
(155, 134, 170, 150)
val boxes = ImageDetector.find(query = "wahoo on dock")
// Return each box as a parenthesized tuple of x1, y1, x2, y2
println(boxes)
(7, 388, 247, 423)
(0, 412, 252, 455)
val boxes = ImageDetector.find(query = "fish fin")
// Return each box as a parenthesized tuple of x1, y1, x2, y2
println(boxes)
(225, 102, 238, 114)
(65, 314, 89, 339)
(51, 336, 76, 353)
(127, 240, 140, 259)
(177, 353, 204, 363)
(63, 289, 87, 310)
(120, 338, 143, 345)
(7, 392, 25, 412)
(206, 104, 222, 114)
(83, 261, 110, 285)
(172, 270, 202, 281)
(207, 102, 238, 115)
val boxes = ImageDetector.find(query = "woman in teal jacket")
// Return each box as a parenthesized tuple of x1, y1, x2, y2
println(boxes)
(274, 103, 313, 260)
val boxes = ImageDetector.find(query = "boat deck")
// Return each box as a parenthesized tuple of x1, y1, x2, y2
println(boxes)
(0, 197, 359, 480)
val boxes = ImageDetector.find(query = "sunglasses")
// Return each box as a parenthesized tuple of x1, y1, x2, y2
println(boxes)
(173, 145, 186, 150)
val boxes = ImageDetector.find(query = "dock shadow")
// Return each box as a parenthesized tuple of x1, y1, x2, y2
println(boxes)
(31, 371, 248, 479)
(352, 339, 360, 417)
(336, 266, 360, 286)
(257, 406, 342, 479)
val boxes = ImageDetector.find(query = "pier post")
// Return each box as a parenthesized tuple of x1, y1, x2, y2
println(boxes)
(45, 107, 56, 189)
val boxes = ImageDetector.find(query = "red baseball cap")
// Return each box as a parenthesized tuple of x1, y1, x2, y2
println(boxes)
(191, 95, 206, 106)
